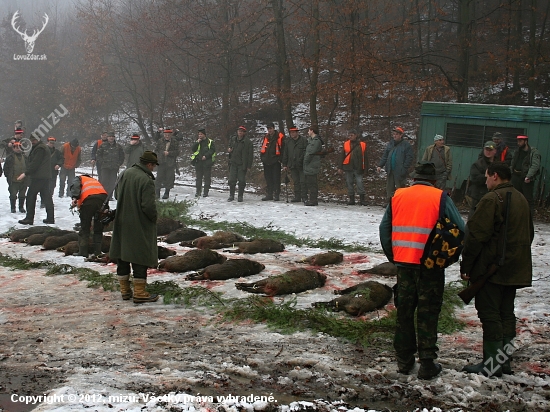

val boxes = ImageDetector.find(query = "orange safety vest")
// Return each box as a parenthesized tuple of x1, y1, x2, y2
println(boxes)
(500, 146, 508, 162)
(63, 142, 81, 169)
(260, 132, 284, 156)
(391, 185, 441, 264)
(97, 139, 105, 149)
(343, 140, 367, 168)
(77, 176, 107, 208)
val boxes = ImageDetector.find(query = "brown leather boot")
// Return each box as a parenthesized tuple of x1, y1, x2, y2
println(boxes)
(133, 278, 159, 304)
(118, 275, 133, 301)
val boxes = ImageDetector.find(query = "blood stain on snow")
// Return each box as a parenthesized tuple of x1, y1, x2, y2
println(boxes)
(344, 254, 371, 264)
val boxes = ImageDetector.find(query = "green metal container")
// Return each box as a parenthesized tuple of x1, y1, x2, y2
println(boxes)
(418, 101, 550, 202)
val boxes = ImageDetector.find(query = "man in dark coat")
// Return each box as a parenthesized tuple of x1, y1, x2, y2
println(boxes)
(460, 162, 533, 377)
(191, 129, 216, 197)
(282, 126, 307, 202)
(303, 125, 323, 206)
(155, 129, 180, 199)
(97, 132, 125, 200)
(125, 133, 146, 168)
(17, 133, 54, 225)
(227, 126, 254, 202)
(467, 141, 496, 219)
(377, 126, 414, 203)
(510, 135, 541, 215)
(4, 141, 27, 213)
(260, 122, 285, 201)
(109, 151, 159, 304)
(91, 131, 108, 180)
(338, 129, 368, 205)
(46, 136, 64, 199)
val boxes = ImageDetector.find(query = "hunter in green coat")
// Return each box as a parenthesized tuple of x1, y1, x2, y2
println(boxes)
(460, 162, 533, 377)
(110, 152, 160, 303)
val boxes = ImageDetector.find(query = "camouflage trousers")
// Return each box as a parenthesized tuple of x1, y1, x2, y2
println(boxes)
(394, 266, 444, 361)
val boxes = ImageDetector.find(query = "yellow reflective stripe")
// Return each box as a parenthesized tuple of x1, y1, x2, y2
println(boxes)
(191, 140, 214, 160)
(81, 184, 105, 194)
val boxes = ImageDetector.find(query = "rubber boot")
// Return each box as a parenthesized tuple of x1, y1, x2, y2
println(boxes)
(462, 340, 503, 377)
(262, 191, 273, 201)
(347, 196, 355, 205)
(203, 189, 209, 197)
(273, 190, 280, 201)
(227, 186, 235, 202)
(10, 198, 16, 213)
(18, 197, 26, 213)
(418, 359, 442, 380)
(74, 236, 89, 257)
(92, 233, 103, 256)
(118, 275, 133, 301)
(162, 189, 170, 199)
(397, 355, 415, 375)
(502, 336, 515, 375)
(237, 185, 245, 202)
(133, 278, 159, 304)
(43, 204, 54, 224)
(360, 194, 367, 206)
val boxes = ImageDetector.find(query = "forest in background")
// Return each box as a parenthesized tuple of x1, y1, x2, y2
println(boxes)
(0, 0, 548, 148)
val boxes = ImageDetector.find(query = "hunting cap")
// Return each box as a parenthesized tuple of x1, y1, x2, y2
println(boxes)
(393, 126, 404, 134)
(198, 128, 206, 135)
(107, 131, 115, 137)
(348, 129, 359, 136)
(238, 125, 247, 132)
(517, 135, 529, 140)
(140, 150, 159, 165)
(13, 141, 22, 148)
(14, 128, 24, 135)
(288, 126, 298, 132)
(492, 132, 502, 140)
(163, 128, 173, 134)
(267, 122, 275, 129)
(47, 136, 56, 142)
(29, 132, 40, 141)
(131, 133, 140, 139)
(434, 134, 444, 142)
(484, 141, 497, 150)
(71, 138, 80, 147)
(410, 161, 436, 180)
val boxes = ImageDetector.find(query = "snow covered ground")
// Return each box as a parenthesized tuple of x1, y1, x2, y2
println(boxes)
(0, 166, 549, 412)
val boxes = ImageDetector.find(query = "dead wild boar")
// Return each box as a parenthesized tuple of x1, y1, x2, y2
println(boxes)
(156, 217, 184, 236)
(26, 229, 73, 245)
(158, 249, 227, 272)
(42, 233, 79, 250)
(9, 226, 55, 242)
(195, 231, 246, 249)
(229, 239, 285, 254)
(58, 241, 79, 256)
(186, 258, 265, 281)
(313, 281, 392, 316)
(164, 228, 207, 244)
(236, 269, 326, 296)
(357, 262, 398, 277)
(158, 245, 176, 259)
(298, 251, 343, 266)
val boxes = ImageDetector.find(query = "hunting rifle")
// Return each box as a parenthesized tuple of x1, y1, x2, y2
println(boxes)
(458, 190, 511, 304)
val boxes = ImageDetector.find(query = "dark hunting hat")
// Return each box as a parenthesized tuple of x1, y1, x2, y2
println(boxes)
(107, 131, 115, 137)
(198, 128, 206, 135)
(140, 150, 159, 165)
(267, 122, 275, 129)
(410, 161, 436, 180)
(29, 132, 41, 141)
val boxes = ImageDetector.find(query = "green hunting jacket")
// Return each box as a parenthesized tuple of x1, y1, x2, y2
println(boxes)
(109, 163, 158, 268)
(460, 182, 533, 287)
(282, 135, 307, 170)
(510, 145, 541, 180)
(303, 135, 322, 175)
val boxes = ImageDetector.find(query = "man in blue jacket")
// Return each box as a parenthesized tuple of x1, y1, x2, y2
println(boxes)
(377, 126, 414, 203)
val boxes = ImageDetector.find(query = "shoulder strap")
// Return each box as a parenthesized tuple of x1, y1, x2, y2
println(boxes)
(439, 190, 447, 220)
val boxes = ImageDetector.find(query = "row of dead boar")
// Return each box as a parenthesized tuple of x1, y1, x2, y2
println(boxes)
(6, 218, 398, 316)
